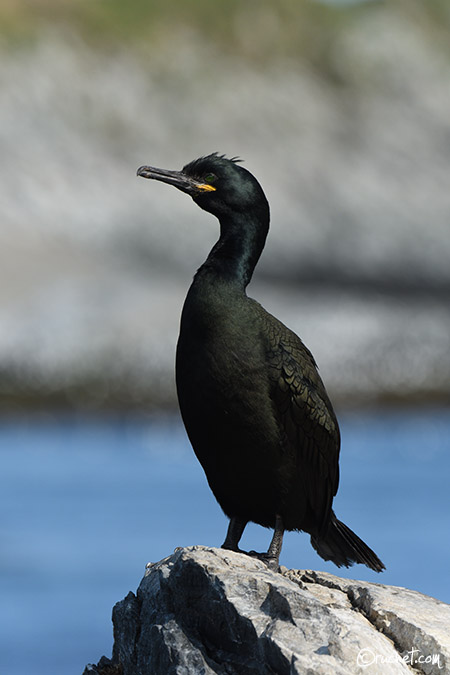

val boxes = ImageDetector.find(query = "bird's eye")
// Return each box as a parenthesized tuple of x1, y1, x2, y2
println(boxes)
(203, 173, 217, 184)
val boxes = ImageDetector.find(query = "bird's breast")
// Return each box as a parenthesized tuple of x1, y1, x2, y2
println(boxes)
(175, 282, 276, 443)
(177, 291, 263, 398)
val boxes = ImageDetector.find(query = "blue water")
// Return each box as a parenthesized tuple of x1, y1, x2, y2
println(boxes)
(0, 409, 449, 675)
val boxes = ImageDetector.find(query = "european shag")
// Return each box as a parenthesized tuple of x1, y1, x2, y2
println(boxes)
(137, 153, 384, 573)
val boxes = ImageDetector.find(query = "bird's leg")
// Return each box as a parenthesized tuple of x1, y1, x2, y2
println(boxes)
(267, 514, 284, 562)
(249, 514, 284, 572)
(221, 516, 248, 552)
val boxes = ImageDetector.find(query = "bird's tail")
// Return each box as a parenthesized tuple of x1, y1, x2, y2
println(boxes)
(310, 512, 385, 573)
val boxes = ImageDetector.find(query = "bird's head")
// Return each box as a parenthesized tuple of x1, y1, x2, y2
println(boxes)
(137, 153, 269, 221)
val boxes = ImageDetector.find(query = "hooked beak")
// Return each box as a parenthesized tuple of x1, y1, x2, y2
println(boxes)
(137, 165, 216, 195)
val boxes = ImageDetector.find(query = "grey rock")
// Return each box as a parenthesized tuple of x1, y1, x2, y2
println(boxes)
(84, 546, 450, 675)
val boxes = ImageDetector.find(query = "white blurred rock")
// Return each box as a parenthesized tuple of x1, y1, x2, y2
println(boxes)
(1, 19, 450, 406)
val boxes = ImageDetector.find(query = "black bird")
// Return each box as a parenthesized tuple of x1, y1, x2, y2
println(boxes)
(137, 153, 384, 573)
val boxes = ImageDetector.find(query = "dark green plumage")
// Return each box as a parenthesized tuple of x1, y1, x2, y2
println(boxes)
(137, 153, 384, 573)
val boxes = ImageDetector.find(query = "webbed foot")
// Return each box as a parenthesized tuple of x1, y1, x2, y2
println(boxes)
(247, 549, 280, 572)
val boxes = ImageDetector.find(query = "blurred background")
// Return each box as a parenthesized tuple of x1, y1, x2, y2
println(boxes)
(0, 1, 449, 673)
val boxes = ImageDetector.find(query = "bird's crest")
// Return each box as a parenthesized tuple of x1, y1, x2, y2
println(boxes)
(183, 153, 243, 175)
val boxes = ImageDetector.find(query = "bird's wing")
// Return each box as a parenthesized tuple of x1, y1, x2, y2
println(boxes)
(259, 306, 340, 534)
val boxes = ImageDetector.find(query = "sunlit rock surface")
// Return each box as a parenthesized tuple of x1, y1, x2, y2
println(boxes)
(84, 546, 450, 675)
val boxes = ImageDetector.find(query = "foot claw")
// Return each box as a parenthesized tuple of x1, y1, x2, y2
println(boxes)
(221, 544, 244, 554)
(247, 550, 280, 572)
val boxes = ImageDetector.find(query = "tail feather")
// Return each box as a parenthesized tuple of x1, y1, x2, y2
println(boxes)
(311, 513, 385, 573)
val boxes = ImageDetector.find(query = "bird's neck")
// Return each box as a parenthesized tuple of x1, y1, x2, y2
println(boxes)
(196, 211, 269, 290)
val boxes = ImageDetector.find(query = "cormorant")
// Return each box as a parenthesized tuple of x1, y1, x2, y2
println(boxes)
(137, 153, 384, 573)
